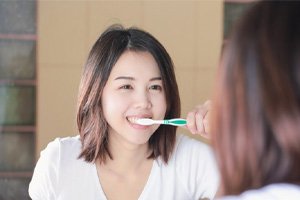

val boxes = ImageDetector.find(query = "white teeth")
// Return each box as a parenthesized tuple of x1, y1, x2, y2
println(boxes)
(127, 117, 139, 124)
(127, 117, 150, 124)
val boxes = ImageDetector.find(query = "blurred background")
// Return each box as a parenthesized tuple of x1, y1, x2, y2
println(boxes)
(0, 0, 255, 199)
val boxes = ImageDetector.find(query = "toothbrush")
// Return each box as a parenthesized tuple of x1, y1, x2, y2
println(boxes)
(135, 118, 187, 127)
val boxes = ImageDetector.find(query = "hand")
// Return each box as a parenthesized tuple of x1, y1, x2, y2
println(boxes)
(185, 100, 211, 139)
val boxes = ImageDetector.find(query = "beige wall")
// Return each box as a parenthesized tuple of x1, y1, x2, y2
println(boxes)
(37, 0, 223, 155)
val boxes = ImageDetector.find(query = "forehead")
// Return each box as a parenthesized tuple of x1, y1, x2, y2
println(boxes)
(109, 50, 161, 79)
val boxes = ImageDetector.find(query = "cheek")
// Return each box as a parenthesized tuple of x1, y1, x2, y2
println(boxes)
(102, 98, 113, 117)
(101, 90, 116, 118)
(153, 95, 167, 117)
(102, 94, 124, 117)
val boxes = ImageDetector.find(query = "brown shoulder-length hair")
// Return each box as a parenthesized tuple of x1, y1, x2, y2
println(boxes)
(77, 24, 180, 164)
(211, 1, 300, 196)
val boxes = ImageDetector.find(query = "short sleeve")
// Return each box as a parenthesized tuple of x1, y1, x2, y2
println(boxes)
(29, 138, 61, 200)
(175, 135, 220, 200)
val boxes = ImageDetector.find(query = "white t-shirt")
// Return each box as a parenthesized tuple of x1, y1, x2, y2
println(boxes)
(219, 183, 300, 200)
(29, 134, 219, 200)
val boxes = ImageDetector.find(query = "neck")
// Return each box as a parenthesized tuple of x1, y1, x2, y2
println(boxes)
(103, 131, 152, 174)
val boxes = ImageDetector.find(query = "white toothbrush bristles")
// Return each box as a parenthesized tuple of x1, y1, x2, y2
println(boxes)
(135, 118, 154, 125)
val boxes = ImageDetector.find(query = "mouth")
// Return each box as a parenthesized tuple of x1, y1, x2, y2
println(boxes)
(127, 116, 152, 125)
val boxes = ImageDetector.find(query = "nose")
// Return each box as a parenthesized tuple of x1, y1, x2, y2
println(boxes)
(134, 90, 152, 109)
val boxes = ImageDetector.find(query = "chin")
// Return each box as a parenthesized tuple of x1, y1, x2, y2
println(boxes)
(130, 134, 152, 145)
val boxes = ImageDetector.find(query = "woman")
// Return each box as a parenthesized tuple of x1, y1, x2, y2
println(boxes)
(211, 1, 300, 199)
(29, 25, 219, 200)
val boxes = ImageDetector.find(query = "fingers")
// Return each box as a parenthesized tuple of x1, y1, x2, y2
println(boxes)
(186, 110, 199, 134)
(200, 100, 211, 137)
(186, 100, 211, 139)
(203, 111, 210, 135)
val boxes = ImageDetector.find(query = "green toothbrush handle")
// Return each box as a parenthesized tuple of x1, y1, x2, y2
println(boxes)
(164, 118, 187, 126)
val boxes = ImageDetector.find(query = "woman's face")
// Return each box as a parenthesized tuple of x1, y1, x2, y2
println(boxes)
(101, 50, 167, 146)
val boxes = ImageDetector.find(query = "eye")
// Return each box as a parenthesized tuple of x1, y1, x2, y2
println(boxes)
(120, 85, 133, 90)
(149, 85, 162, 91)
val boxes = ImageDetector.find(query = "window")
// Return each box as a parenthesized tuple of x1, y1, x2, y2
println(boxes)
(0, 1, 36, 199)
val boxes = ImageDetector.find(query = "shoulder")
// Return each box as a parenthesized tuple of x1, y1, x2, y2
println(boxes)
(29, 135, 82, 199)
(32, 135, 81, 175)
(49, 135, 81, 150)
(171, 133, 219, 199)
(174, 133, 214, 161)
(173, 133, 218, 174)
(41, 135, 81, 160)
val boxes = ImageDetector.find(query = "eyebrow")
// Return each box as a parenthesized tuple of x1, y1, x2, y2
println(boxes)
(114, 76, 134, 81)
(114, 76, 162, 81)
